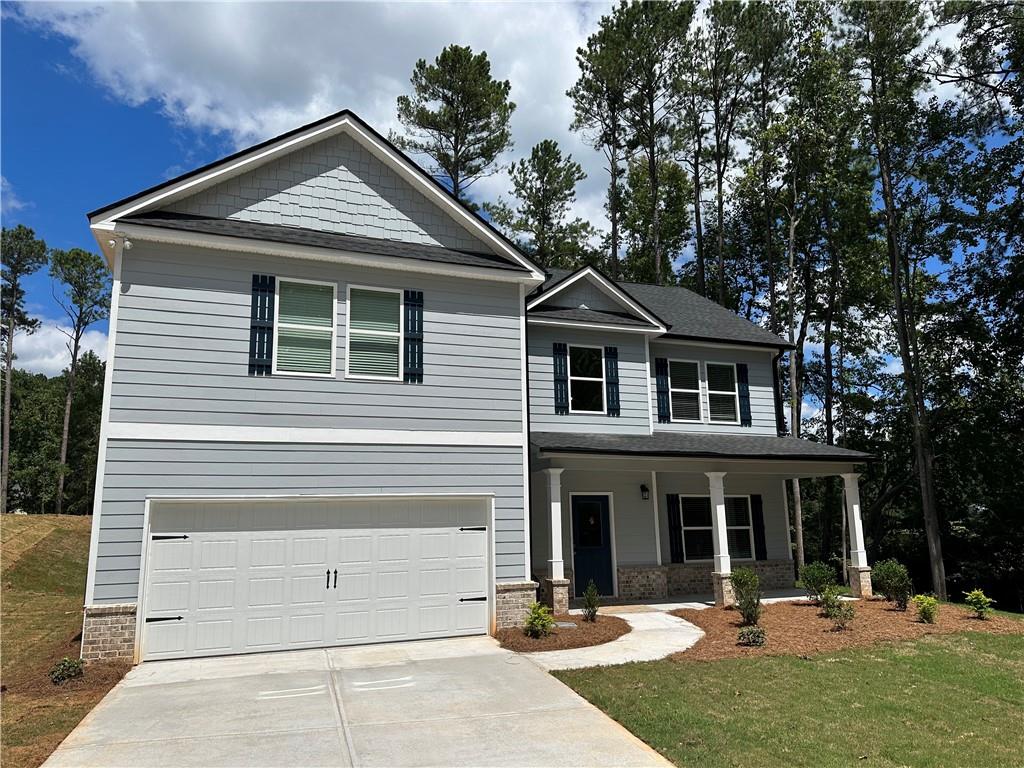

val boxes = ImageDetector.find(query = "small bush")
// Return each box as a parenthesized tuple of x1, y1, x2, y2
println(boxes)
(819, 584, 844, 619)
(964, 589, 995, 619)
(49, 657, 84, 685)
(582, 579, 600, 623)
(872, 559, 910, 601)
(831, 602, 856, 631)
(730, 567, 762, 626)
(799, 561, 836, 603)
(737, 625, 767, 647)
(523, 602, 556, 638)
(912, 594, 940, 624)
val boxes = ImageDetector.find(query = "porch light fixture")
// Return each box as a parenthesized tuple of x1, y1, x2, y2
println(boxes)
(640, 484, 650, 501)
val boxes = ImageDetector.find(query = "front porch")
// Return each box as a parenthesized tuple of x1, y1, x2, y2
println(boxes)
(529, 432, 873, 611)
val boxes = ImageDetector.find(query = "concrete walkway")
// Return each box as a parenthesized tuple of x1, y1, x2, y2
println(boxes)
(44, 636, 668, 768)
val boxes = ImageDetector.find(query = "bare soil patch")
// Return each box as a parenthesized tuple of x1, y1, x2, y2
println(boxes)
(670, 598, 1024, 661)
(497, 614, 630, 652)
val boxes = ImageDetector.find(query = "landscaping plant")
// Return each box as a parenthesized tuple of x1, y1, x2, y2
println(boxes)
(582, 579, 600, 622)
(819, 584, 844, 619)
(799, 561, 836, 603)
(49, 656, 84, 685)
(523, 601, 556, 638)
(963, 589, 994, 619)
(737, 625, 767, 647)
(730, 567, 762, 626)
(911, 594, 940, 624)
(872, 559, 910, 601)
(831, 602, 856, 631)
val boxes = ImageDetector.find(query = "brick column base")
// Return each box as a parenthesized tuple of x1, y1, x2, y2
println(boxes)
(712, 572, 735, 607)
(542, 578, 570, 615)
(848, 566, 873, 598)
(495, 581, 538, 629)
(81, 604, 137, 661)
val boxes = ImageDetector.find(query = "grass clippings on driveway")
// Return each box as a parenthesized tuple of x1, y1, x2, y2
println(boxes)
(557, 631, 1024, 768)
(1, 514, 130, 768)
(670, 598, 1023, 661)
(497, 614, 630, 652)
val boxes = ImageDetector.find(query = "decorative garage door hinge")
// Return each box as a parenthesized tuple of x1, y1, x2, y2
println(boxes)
(145, 616, 183, 623)
(458, 596, 487, 602)
(151, 534, 189, 540)
(458, 526, 486, 532)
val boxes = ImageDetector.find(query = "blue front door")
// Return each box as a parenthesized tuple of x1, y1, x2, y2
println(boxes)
(571, 495, 613, 596)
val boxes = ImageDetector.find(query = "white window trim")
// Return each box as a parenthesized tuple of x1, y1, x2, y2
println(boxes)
(678, 493, 755, 563)
(668, 358, 703, 423)
(705, 360, 741, 425)
(345, 284, 404, 382)
(567, 344, 606, 414)
(272, 276, 338, 379)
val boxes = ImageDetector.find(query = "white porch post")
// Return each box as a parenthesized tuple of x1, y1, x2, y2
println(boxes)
(545, 468, 565, 581)
(706, 471, 735, 606)
(841, 472, 873, 597)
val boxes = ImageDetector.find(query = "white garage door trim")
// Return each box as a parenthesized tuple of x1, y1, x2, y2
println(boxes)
(133, 493, 496, 663)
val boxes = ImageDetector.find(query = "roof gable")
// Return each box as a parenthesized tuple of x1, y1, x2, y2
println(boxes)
(527, 266, 666, 333)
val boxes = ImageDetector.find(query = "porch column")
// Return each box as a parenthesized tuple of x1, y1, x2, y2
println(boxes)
(842, 472, 872, 597)
(706, 471, 735, 607)
(543, 468, 570, 613)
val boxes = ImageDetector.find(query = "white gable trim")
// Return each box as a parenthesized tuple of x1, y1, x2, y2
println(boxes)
(88, 112, 544, 281)
(528, 266, 666, 332)
(527, 317, 665, 335)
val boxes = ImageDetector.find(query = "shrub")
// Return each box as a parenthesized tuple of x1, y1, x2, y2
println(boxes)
(912, 594, 940, 624)
(49, 657, 84, 685)
(889, 570, 912, 611)
(964, 589, 995, 619)
(819, 584, 844, 619)
(522, 602, 556, 638)
(799, 561, 836, 603)
(737, 625, 767, 647)
(730, 567, 762, 626)
(872, 559, 910, 601)
(831, 602, 856, 631)
(582, 579, 600, 623)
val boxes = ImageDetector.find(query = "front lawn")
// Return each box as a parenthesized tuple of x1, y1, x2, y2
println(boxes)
(557, 631, 1024, 767)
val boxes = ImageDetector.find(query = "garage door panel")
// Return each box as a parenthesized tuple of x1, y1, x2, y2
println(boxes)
(151, 539, 192, 571)
(197, 579, 235, 610)
(250, 538, 286, 567)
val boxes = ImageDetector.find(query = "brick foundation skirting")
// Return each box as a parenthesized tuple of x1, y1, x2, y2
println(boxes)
(81, 603, 137, 661)
(495, 581, 538, 629)
(618, 559, 795, 601)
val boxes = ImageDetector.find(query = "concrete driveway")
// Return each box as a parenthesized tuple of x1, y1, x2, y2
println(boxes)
(45, 636, 667, 768)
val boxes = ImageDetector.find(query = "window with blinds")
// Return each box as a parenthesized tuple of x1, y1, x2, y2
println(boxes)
(678, 495, 754, 561)
(669, 360, 701, 422)
(706, 362, 740, 423)
(347, 286, 402, 379)
(273, 278, 336, 376)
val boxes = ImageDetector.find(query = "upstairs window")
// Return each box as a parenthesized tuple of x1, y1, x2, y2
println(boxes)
(273, 278, 336, 377)
(346, 286, 403, 380)
(669, 360, 701, 422)
(568, 345, 605, 413)
(706, 362, 739, 423)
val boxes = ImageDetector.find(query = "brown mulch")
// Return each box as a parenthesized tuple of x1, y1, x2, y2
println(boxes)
(497, 614, 630, 652)
(670, 599, 1024, 662)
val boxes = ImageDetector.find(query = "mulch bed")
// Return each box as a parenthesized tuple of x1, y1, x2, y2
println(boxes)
(670, 599, 1024, 662)
(497, 614, 630, 653)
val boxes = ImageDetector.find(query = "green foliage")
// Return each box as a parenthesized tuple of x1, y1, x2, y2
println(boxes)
(49, 656, 84, 685)
(963, 589, 995, 620)
(1, 225, 49, 339)
(523, 602, 556, 639)
(830, 602, 856, 631)
(912, 594, 940, 624)
(872, 559, 912, 611)
(730, 567, 762, 627)
(582, 579, 600, 623)
(737, 625, 766, 647)
(818, 584, 844, 619)
(620, 157, 691, 283)
(799, 561, 836, 603)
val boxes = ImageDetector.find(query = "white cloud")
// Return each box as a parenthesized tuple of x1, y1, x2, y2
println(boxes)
(13, 1, 614, 223)
(11, 320, 108, 377)
(1, 175, 28, 216)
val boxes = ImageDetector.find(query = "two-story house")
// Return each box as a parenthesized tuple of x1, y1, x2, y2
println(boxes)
(81, 110, 870, 663)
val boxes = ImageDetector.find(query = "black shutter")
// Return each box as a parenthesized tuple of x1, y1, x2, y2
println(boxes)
(604, 346, 620, 417)
(667, 494, 684, 563)
(737, 363, 752, 427)
(403, 290, 423, 383)
(553, 342, 569, 414)
(655, 357, 671, 423)
(751, 494, 767, 560)
(248, 274, 275, 376)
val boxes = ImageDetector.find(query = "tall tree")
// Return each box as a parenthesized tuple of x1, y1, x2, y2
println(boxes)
(394, 45, 515, 204)
(1, 225, 48, 514)
(677, 27, 711, 297)
(620, 156, 692, 283)
(49, 248, 110, 516)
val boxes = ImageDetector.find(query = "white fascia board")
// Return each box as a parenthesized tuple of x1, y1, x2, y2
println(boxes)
(527, 317, 664, 335)
(527, 266, 666, 331)
(100, 223, 537, 285)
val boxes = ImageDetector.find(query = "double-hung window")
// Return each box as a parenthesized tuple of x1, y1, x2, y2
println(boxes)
(724, 497, 754, 560)
(706, 362, 739, 423)
(669, 360, 701, 422)
(568, 345, 605, 413)
(273, 278, 336, 377)
(679, 495, 754, 561)
(346, 286, 403, 380)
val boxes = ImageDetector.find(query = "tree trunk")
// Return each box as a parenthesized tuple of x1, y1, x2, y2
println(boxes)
(691, 130, 706, 297)
(608, 142, 620, 280)
(791, 478, 805, 569)
(821, 213, 840, 560)
(56, 333, 83, 515)
(715, 167, 726, 305)
(648, 94, 662, 286)
(785, 204, 805, 566)
(1, 311, 15, 514)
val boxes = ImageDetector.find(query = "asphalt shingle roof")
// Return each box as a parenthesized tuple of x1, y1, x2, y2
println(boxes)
(528, 305, 657, 327)
(124, 212, 530, 273)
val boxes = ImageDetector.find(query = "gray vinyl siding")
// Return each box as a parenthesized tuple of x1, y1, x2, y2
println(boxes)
(649, 341, 778, 435)
(111, 241, 523, 432)
(544, 281, 633, 314)
(165, 131, 493, 253)
(528, 325, 650, 435)
(93, 441, 525, 603)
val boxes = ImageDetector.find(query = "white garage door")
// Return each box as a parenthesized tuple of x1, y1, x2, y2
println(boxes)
(141, 497, 490, 661)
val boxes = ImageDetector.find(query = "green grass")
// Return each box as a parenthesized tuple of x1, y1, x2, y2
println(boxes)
(556, 632, 1024, 768)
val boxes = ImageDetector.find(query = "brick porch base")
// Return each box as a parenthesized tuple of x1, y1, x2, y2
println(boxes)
(617, 559, 795, 601)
